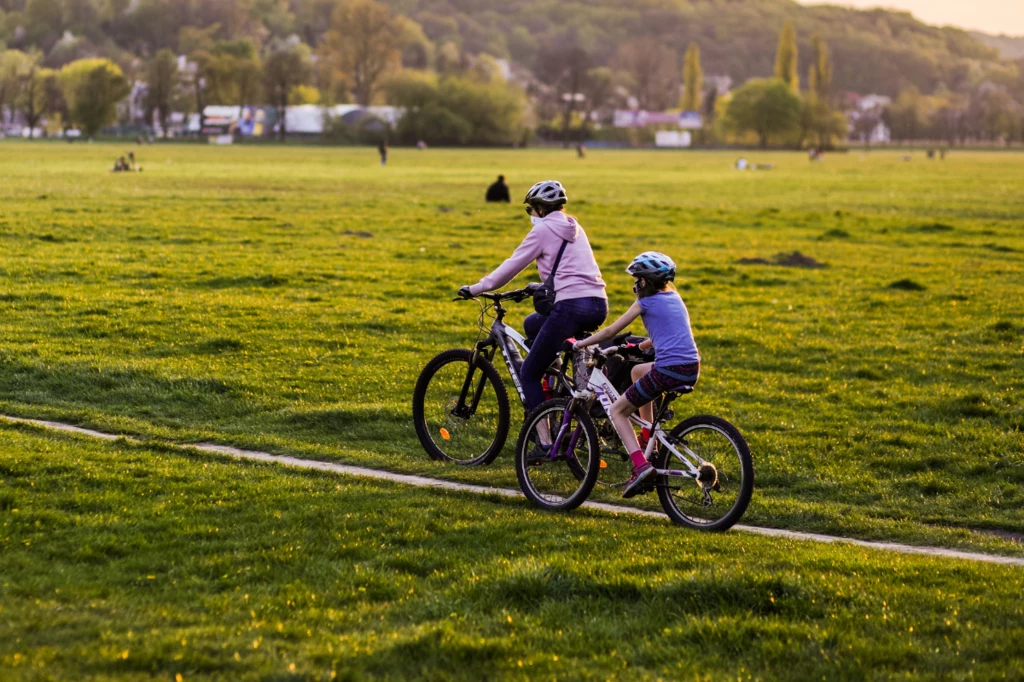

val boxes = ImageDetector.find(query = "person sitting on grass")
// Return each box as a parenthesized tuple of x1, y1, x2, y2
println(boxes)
(572, 251, 700, 498)
(485, 175, 511, 202)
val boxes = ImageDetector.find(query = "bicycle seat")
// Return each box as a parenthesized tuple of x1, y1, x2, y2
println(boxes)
(665, 387, 694, 398)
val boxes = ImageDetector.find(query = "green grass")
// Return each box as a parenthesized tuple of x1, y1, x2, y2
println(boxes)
(0, 142, 1022, 558)
(3, 421, 1024, 681)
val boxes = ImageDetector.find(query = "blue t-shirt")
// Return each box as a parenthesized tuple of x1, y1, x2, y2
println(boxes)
(639, 291, 700, 367)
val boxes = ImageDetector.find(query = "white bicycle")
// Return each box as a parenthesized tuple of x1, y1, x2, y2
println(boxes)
(514, 343, 754, 531)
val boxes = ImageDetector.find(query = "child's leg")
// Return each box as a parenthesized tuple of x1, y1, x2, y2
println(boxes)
(630, 362, 655, 424)
(610, 394, 643, 461)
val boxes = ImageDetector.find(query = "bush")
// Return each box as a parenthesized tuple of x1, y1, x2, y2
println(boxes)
(383, 70, 524, 146)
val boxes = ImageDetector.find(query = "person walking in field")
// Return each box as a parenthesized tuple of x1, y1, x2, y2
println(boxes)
(485, 175, 511, 202)
(573, 252, 700, 498)
(459, 180, 608, 411)
(378, 139, 388, 166)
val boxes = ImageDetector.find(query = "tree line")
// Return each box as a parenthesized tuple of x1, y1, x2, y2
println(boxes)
(0, 0, 1021, 145)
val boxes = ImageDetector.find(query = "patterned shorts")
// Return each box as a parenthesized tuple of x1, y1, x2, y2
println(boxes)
(624, 363, 700, 408)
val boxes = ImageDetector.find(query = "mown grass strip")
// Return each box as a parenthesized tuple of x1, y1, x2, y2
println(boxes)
(4, 413, 1021, 568)
(2, 420, 1024, 681)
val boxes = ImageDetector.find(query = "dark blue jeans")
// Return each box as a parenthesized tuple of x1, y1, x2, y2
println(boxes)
(521, 296, 608, 410)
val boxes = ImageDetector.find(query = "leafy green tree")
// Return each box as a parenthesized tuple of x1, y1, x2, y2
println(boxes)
(803, 35, 842, 147)
(325, 0, 403, 105)
(59, 58, 129, 137)
(800, 97, 847, 148)
(808, 34, 832, 103)
(884, 86, 925, 142)
(262, 41, 311, 141)
(774, 20, 799, 93)
(726, 78, 801, 148)
(17, 60, 57, 137)
(384, 69, 523, 146)
(1, 50, 33, 126)
(680, 42, 703, 112)
(23, 0, 62, 48)
(144, 48, 178, 137)
(71, 64, 130, 137)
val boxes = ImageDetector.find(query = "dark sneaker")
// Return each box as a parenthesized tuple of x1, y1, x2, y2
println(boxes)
(622, 462, 656, 499)
(525, 444, 552, 465)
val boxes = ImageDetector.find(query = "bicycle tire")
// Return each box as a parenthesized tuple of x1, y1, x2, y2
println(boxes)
(515, 398, 601, 511)
(412, 348, 511, 465)
(654, 415, 753, 531)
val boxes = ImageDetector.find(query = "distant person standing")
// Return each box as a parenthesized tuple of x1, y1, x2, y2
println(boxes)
(485, 175, 511, 203)
(378, 139, 388, 166)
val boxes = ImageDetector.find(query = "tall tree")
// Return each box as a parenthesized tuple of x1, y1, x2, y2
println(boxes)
(726, 78, 801, 148)
(680, 42, 703, 112)
(262, 42, 310, 141)
(325, 0, 403, 105)
(614, 39, 677, 111)
(774, 20, 799, 93)
(580, 65, 615, 138)
(0, 50, 33, 127)
(805, 35, 838, 147)
(144, 49, 178, 137)
(18, 60, 56, 137)
(536, 39, 590, 148)
(808, 34, 832, 104)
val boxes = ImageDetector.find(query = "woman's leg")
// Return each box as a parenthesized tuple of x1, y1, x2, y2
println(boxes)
(521, 297, 608, 410)
(520, 305, 574, 410)
(523, 312, 546, 347)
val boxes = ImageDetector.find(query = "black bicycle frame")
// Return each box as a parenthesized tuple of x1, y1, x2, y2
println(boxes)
(454, 300, 531, 417)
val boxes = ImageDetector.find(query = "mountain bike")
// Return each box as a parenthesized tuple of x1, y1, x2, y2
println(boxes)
(411, 287, 656, 478)
(514, 343, 753, 531)
(412, 285, 556, 465)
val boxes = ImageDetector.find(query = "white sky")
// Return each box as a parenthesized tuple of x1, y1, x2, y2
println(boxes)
(798, 0, 1024, 36)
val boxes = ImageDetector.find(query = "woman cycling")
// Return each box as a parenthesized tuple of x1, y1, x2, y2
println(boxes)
(458, 180, 608, 411)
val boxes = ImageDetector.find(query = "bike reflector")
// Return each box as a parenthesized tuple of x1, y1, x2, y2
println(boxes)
(439, 428, 451, 441)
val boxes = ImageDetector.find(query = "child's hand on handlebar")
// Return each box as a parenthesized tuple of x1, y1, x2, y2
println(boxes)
(456, 286, 473, 300)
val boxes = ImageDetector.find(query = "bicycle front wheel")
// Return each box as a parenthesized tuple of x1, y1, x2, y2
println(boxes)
(515, 398, 600, 511)
(654, 415, 753, 531)
(412, 349, 510, 465)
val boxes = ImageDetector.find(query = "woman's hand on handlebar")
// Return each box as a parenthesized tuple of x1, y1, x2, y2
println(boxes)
(456, 285, 474, 300)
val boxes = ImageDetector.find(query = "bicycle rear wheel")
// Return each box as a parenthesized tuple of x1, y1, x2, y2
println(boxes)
(412, 348, 510, 465)
(515, 398, 600, 511)
(654, 415, 753, 531)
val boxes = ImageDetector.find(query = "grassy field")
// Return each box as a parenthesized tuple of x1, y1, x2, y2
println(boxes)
(3, 420, 1024, 681)
(2, 142, 1024, 679)
(0, 142, 1021, 560)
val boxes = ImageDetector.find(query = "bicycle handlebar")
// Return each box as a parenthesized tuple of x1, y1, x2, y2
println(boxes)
(454, 283, 541, 304)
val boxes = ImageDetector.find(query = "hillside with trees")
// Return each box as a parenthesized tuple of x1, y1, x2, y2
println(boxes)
(0, 0, 1021, 145)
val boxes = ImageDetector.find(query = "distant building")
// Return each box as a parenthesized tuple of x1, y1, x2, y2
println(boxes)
(185, 104, 405, 137)
(705, 75, 733, 96)
(845, 94, 892, 144)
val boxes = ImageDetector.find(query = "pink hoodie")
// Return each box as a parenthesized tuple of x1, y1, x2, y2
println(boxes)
(469, 212, 607, 302)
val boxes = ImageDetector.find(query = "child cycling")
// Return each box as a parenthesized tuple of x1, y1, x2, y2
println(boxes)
(573, 252, 700, 498)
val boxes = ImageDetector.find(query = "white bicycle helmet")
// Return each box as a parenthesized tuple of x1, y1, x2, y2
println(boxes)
(626, 251, 676, 281)
(524, 180, 567, 206)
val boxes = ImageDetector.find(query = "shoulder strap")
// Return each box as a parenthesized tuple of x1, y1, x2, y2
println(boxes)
(545, 239, 570, 288)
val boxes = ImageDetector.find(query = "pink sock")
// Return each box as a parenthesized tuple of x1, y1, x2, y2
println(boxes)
(629, 450, 647, 468)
